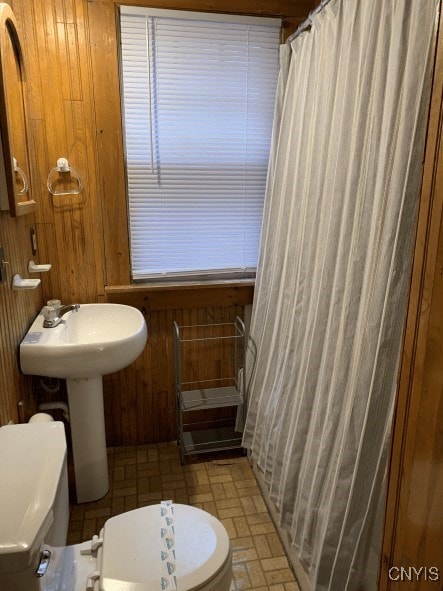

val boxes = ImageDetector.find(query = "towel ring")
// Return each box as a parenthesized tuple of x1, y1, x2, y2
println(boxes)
(13, 158, 29, 195)
(47, 157, 83, 196)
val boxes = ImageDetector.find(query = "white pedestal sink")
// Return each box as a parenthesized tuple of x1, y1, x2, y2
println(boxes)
(20, 304, 147, 503)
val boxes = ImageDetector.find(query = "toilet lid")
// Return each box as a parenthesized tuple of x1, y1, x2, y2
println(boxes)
(100, 503, 231, 591)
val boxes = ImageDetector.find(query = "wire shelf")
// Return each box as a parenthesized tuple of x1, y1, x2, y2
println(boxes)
(174, 316, 246, 462)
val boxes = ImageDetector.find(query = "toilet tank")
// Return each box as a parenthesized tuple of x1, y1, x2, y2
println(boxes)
(0, 422, 69, 575)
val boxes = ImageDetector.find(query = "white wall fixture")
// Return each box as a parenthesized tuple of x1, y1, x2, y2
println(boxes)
(11, 274, 40, 289)
(28, 260, 51, 273)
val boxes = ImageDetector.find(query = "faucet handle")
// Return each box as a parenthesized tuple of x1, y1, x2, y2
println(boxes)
(47, 299, 61, 308)
(43, 305, 58, 323)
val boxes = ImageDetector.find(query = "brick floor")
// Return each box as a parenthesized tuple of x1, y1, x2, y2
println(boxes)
(67, 443, 300, 591)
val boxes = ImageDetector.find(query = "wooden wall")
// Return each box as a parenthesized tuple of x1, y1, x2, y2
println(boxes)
(12, 0, 107, 304)
(0, 213, 42, 426)
(10, 0, 312, 444)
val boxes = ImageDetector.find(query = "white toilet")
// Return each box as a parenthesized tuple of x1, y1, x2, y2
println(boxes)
(0, 422, 232, 591)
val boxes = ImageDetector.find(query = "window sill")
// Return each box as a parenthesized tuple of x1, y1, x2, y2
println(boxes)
(104, 279, 255, 310)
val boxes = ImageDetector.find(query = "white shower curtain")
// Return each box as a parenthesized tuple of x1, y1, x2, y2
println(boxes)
(242, 1, 438, 590)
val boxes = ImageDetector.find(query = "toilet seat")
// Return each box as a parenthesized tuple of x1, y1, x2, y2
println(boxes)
(97, 504, 231, 591)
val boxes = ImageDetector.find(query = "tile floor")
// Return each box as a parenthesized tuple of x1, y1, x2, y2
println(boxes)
(67, 442, 300, 591)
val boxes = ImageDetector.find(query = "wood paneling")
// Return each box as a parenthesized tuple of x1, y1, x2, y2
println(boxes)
(105, 282, 254, 310)
(380, 3, 443, 588)
(111, 0, 313, 15)
(0, 211, 42, 426)
(15, 0, 106, 305)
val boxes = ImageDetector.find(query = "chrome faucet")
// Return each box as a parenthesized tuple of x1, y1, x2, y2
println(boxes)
(43, 303, 80, 328)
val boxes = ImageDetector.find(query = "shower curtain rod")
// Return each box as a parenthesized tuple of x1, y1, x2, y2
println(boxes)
(286, 0, 332, 43)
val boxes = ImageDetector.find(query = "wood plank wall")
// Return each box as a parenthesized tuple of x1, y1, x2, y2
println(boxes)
(13, 0, 107, 304)
(9, 0, 313, 444)
(0, 212, 42, 426)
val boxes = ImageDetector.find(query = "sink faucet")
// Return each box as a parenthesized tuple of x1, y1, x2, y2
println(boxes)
(43, 303, 80, 328)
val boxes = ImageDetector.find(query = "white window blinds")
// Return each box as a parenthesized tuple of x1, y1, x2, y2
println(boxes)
(119, 7, 280, 280)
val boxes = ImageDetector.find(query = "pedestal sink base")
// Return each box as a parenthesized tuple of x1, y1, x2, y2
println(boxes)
(67, 377, 109, 503)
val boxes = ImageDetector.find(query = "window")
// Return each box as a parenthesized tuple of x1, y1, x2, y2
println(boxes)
(119, 7, 280, 281)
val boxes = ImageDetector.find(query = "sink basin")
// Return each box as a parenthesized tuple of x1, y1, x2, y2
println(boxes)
(20, 303, 147, 378)
(20, 303, 147, 504)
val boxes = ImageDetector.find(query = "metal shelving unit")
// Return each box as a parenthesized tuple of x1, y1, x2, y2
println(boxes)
(173, 317, 246, 462)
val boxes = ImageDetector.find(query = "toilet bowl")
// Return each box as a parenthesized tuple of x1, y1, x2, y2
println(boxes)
(0, 422, 232, 591)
